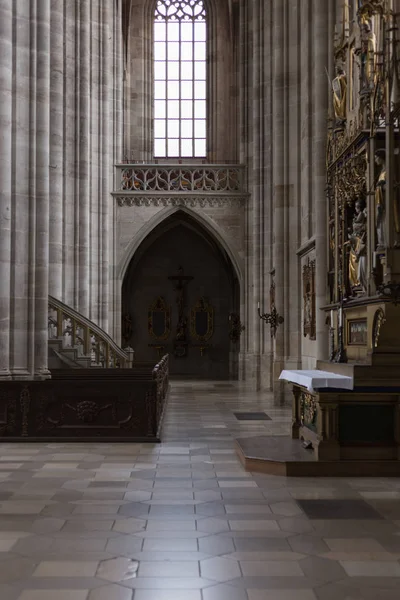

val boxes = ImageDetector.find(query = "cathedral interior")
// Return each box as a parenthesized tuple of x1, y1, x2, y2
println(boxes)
(2, 0, 400, 598)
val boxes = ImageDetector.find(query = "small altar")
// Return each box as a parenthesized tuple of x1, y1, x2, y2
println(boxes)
(237, 359, 400, 476)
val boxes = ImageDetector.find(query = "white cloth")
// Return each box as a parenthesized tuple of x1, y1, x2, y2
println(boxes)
(279, 369, 353, 393)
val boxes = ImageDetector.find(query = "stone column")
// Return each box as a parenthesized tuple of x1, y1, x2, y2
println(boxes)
(0, 0, 12, 379)
(90, 0, 100, 323)
(11, 1, 31, 378)
(272, 0, 286, 398)
(78, 0, 90, 316)
(251, 0, 262, 389)
(260, 0, 274, 390)
(100, 0, 112, 332)
(34, 0, 51, 379)
(109, 0, 124, 340)
(313, 0, 332, 360)
(63, 1, 76, 307)
(49, 0, 64, 299)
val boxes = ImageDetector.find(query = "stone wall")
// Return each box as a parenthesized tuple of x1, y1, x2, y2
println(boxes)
(1, 0, 342, 390)
(240, 0, 335, 398)
(112, 200, 245, 346)
(0, 0, 122, 379)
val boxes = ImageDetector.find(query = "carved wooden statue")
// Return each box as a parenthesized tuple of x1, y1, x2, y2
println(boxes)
(332, 66, 347, 125)
(348, 199, 367, 294)
(375, 149, 386, 250)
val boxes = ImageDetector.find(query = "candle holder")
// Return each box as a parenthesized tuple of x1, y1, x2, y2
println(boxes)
(257, 304, 284, 338)
(329, 326, 336, 361)
(335, 324, 348, 363)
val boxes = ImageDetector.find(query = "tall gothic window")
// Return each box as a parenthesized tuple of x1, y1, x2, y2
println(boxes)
(154, 0, 207, 158)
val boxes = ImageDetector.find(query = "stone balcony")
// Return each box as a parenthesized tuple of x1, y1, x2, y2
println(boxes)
(112, 163, 247, 207)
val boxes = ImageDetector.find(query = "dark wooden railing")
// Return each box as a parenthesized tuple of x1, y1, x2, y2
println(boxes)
(0, 355, 169, 442)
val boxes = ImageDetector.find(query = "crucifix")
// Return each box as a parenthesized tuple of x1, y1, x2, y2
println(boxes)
(168, 266, 193, 342)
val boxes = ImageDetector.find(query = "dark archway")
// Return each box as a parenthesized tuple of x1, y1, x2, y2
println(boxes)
(122, 210, 240, 379)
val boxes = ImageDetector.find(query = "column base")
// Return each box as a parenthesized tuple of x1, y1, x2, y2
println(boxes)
(34, 369, 51, 381)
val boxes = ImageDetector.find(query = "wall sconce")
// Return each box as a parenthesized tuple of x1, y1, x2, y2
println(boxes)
(229, 313, 245, 343)
(257, 302, 284, 338)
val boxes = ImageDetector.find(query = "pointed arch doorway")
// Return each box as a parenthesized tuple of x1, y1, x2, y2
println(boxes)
(122, 210, 240, 379)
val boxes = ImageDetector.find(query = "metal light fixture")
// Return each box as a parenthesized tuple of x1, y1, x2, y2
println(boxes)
(257, 302, 284, 338)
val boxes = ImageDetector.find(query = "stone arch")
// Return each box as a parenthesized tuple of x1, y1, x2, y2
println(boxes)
(117, 205, 243, 285)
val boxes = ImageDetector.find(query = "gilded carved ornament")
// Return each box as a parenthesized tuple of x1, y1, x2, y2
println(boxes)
(300, 393, 318, 430)
(357, 0, 388, 21)
(330, 153, 367, 210)
(372, 307, 386, 347)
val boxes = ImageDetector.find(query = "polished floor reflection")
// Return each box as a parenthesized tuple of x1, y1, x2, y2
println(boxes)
(0, 381, 400, 599)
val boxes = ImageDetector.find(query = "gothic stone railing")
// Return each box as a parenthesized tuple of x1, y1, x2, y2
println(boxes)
(48, 295, 133, 369)
(113, 163, 246, 195)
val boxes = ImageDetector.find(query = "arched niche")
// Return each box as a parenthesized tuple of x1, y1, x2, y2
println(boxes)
(122, 209, 240, 379)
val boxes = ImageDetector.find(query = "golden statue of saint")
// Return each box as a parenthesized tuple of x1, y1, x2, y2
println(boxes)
(332, 67, 347, 123)
(374, 149, 386, 249)
(360, 19, 376, 91)
(348, 200, 367, 292)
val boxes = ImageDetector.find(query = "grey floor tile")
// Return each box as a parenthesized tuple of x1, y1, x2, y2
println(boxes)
(203, 583, 249, 600)
(296, 500, 384, 520)
(1, 381, 400, 600)
(233, 538, 291, 552)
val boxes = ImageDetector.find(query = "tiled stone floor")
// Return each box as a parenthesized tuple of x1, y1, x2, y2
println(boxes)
(0, 380, 400, 599)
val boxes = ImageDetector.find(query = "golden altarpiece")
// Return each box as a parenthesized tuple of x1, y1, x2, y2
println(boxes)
(284, 1, 400, 474)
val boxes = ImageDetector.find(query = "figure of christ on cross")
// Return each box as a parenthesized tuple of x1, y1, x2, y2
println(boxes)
(168, 266, 194, 342)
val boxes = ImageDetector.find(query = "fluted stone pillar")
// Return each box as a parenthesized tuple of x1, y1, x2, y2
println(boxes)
(90, 0, 100, 323)
(110, 0, 124, 340)
(260, 0, 274, 390)
(78, 0, 90, 316)
(251, 0, 261, 389)
(272, 0, 285, 397)
(34, 0, 51, 378)
(11, 1, 31, 378)
(314, 0, 332, 360)
(100, 0, 112, 332)
(49, 0, 64, 299)
(63, 1, 76, 308)
(0, 0, 12, 379)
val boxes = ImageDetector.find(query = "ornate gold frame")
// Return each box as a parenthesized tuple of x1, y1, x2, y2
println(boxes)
(190, 297, 214, 342)
(347, 318, 368, 346)
(148, 297, 171, 342)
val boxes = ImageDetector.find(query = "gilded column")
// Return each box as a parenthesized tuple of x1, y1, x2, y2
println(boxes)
(0, 0, 12, 379)
(313, 0, 332, 360)
(78, 0, 90, 316)
(49, 0, 64, 298)
(34, 0, 51, 378)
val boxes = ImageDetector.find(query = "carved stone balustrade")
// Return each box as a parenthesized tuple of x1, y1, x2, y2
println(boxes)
(48, 295, 134, 369)
(113, 163, 247, 207)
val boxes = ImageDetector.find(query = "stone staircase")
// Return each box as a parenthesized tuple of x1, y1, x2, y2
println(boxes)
(48, 295, 134, 370)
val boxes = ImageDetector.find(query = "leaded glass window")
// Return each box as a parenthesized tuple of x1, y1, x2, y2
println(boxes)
(154, 0, 207, 158)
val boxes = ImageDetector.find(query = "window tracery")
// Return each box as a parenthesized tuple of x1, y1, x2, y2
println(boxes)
(154, 0, 207, 158)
